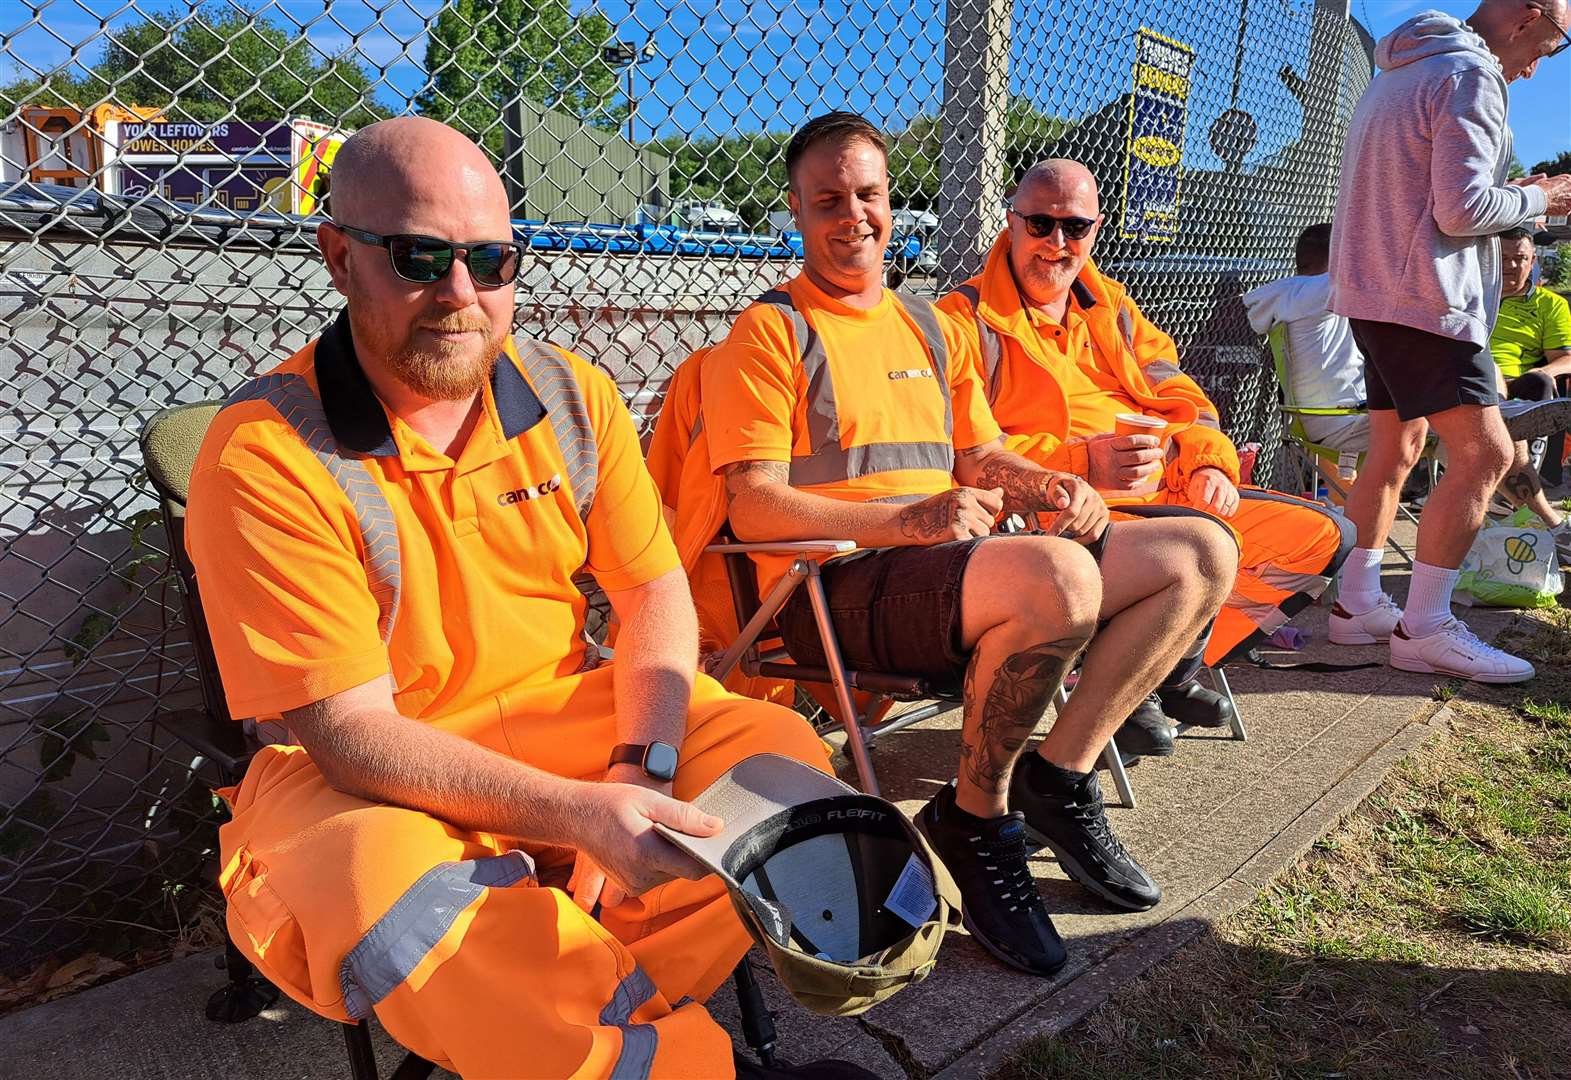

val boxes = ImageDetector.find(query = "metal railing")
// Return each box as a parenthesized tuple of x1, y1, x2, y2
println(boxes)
(0, 0, 1372, 969)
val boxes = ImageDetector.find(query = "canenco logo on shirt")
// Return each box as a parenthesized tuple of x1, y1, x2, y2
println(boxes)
(887, 368, 934, 380)
(497, 474, 562, 506)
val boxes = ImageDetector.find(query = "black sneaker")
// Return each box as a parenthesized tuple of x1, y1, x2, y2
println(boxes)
(1115, 693, 1176, 757)
(1010, 754, 1161, 911)
(914, 782, 1067, 977)
(734, 1052, 883, 1079)
(1157, 681, 1233, 729)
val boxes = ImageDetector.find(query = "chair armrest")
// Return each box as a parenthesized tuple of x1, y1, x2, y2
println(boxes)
(151, 706, 257, 780)
(704, 539, 857, 556)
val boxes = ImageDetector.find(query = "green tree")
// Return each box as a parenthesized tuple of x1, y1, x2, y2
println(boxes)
(415, 0, 623, 162)
(1, 5, 384, 126)
(1529, 150, 1571, 177)
(1507, 153, 1526, 179)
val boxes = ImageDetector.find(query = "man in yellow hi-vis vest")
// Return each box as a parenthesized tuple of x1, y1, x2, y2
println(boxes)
(186, 117, 863, 1080)
(703, 112, 1238, 979)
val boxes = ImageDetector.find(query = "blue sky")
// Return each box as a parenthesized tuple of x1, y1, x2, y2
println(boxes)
(2, 0, 1566, 168)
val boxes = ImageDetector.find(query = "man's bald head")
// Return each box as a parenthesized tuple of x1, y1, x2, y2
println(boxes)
(1469, 0, 1569, 81)
(318, 116, 517, 405)
(330, 116, 509, 232)
(1005, 158, 1104, 310)
(1013, 159, 1100, 215)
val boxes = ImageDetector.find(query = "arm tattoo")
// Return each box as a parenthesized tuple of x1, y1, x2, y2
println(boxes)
(722, 460, 789, 500)
(899, 494, 961, 540)
(973, 456, 1055, 514)
(958, 638, 1083, 795)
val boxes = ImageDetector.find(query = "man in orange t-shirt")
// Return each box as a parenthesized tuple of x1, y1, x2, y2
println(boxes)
(184, 117, 856, 1080)
(940, 160, 1352, 727)
(703, 113, 1237, 979)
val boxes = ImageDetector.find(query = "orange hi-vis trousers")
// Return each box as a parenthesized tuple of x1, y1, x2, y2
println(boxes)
(1111, 486, 1353, 666)
(216, 669, 831, 1079)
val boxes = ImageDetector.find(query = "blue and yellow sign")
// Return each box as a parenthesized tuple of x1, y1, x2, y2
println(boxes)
(1120, 29, 1194, 244)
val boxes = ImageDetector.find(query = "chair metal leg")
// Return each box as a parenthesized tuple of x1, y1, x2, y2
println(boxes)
(711, 562, 808, 681)
(344, 1021, 381, 1080)
(804, 566, 880, 795)
(1057, 683, 1136, 808)
(204, 938, 279, 1022)
(1101, 737, 1136, 809)
(733, 959, 778, 1068)
(1209, 665, 1247, 742)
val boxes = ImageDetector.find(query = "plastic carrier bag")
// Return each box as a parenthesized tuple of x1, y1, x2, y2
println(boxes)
(1455, 509, 1563, 608)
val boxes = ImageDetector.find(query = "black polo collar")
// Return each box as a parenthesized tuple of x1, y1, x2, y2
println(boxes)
(314, 311, 546, 455)
(1070, 278, 1098, 310)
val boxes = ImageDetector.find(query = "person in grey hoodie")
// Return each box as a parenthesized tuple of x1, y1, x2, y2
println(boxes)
(1327, 0, 1571, 685)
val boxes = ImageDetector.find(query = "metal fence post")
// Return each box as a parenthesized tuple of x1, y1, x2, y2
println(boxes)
(937, 0, 1012, 290)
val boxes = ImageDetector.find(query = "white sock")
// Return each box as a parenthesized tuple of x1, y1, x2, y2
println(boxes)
(1402, 561, 1460, 637)
(1338, 547, 1386, 613)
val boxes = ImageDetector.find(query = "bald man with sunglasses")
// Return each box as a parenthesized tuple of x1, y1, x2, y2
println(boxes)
(183, 117, 866, 1080)
(940, 160, 1353, 729)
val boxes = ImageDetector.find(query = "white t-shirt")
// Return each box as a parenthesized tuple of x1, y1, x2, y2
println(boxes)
(1243, 273, 1367, 448)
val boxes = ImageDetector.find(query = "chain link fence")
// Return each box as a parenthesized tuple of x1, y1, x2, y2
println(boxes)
(0, 0, 1372, 972)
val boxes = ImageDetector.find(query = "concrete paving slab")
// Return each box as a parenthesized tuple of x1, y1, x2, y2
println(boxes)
(0, 523, 1532, 1080)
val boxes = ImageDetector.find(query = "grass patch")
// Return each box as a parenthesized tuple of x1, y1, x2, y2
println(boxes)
(995, 605, 1571, 1080)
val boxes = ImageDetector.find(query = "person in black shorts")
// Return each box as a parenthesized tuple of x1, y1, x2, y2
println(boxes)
(1327, 0, 1571, 683)
(702, 113, 1238, 979)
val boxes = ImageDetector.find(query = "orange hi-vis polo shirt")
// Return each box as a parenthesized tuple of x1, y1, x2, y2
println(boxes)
(1023, 307, 1141, 438)
(701, 273, 1002, 590)
(186, 313, 678, 733)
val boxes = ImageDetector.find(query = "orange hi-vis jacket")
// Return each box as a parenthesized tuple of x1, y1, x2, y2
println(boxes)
(937, 231, 1241, 492)
(644, 347, 795, 706)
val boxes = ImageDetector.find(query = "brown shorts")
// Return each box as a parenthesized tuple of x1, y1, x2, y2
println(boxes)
(776, 538, 994, 691)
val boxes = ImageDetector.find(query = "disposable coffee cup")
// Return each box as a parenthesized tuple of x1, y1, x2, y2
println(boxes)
(1114, 412, 1167, 440)
(1111, 413, 1167, 495)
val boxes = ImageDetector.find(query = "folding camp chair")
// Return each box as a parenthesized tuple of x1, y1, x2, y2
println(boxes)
(703, 534, 1138, 806)
(1267, 324, 1438, 570)
(140, 404, 783, 1079)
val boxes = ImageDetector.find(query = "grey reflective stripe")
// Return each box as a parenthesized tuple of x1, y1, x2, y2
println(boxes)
(613, 1027, 658, 1080)
(515, 339, 597, 520)
(756, 288, 954, 486)
(1139, 357, 1184, 385)
(952, 283, 1003, 404)
(688, 412, 705, 448)
(601, 967, 659, 1080)
(600, 966, 657, 1025)
(868, 492, 926, 505)
(790, 441, 957, 485)
(224, 373, 402, 643)
(1116, 304, 1136, 350)
(339, 850, 535, 1020)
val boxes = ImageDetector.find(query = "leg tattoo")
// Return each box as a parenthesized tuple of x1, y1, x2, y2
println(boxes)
(959, 639, 1083, 795)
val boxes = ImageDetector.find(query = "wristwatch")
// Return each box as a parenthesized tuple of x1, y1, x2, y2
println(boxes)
(607, 741, 680, 782)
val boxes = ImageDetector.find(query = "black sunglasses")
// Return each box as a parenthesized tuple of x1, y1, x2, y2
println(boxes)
(333, 223, 524, 287)
(1002, 200, 1098, 241)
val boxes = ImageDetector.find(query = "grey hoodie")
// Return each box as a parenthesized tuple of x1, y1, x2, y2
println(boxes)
(1329, 11, 1547, 346)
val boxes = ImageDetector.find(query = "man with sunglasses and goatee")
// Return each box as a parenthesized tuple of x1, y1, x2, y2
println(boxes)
(940, 160, 1351, 726)
(184, 116, 873, 1080)
(702, 112, 1237, 978)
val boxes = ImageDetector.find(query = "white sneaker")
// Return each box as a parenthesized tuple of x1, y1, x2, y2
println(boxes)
(1329, 594, 1403, 645)
(1390, 617, 1536, 684)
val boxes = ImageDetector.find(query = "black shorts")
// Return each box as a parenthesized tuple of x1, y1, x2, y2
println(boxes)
(776, 538, 993, 692)
(1349, 318, 1497, 421)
